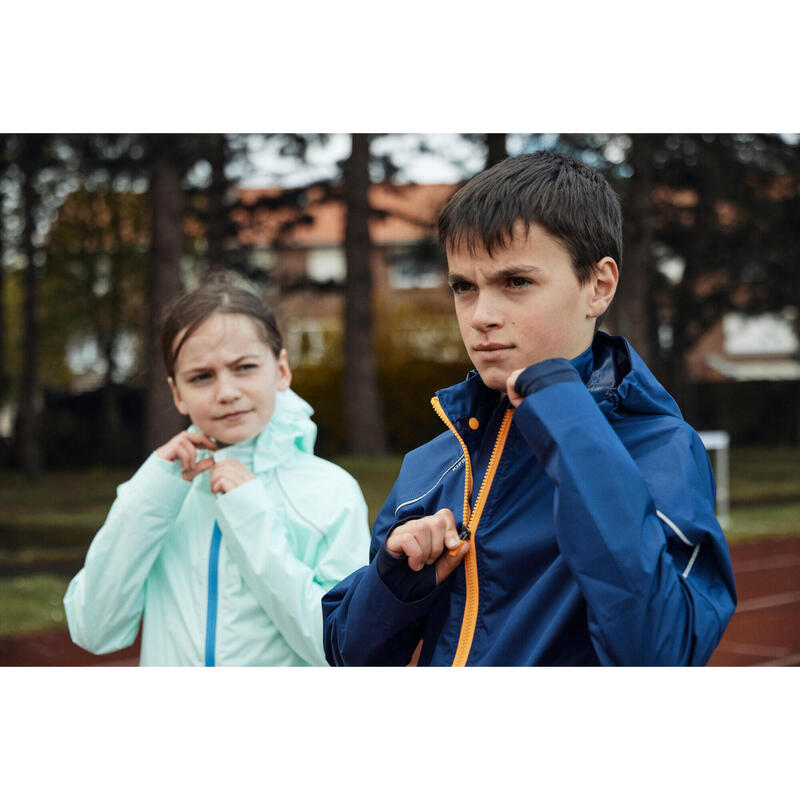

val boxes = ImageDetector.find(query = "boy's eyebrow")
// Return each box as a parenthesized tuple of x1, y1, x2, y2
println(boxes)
(495, 265, 543, 277)
(447, 265, 543, 286)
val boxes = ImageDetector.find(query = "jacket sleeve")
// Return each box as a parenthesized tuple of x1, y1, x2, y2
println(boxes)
(63, 454, 190, 654)
(214, 472, 370, 666)
(513, 358, 737, 666)
(321, 469, 448, 666)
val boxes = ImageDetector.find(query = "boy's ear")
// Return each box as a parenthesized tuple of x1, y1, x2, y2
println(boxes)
(276, 349, 292, 391)
(587, 257, 619, 319)
(168, 376, 189, 415)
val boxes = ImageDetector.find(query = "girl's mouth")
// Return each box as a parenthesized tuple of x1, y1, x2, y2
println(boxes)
(217, 410, 251, 421)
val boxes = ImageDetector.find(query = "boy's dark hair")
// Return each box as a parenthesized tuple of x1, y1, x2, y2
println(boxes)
(438, 151, 623, 285)
(161, 271, 283, 378)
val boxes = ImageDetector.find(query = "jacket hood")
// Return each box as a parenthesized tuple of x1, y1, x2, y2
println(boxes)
(191, 388, 317, 475)
(589, 332, 683, 421)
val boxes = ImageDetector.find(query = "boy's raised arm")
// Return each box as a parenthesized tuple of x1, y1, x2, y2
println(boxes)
(510, 358, 737, 666)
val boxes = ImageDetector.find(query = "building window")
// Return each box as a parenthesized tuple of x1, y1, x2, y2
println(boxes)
(386, 242, 446, 289)
(285, 318, 337, 366)
(307, 247, 346, 283)
(723, 311, 798, 356)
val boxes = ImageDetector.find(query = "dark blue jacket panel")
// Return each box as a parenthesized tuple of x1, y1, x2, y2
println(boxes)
(322, 333, 737, 666)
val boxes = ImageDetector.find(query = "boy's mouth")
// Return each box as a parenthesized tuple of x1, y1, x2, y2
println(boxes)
(473, 343, 515, 360)
(474, 343, 513, 352)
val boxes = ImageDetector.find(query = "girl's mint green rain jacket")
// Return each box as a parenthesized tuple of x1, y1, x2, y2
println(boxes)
(64, 389, 370, 666)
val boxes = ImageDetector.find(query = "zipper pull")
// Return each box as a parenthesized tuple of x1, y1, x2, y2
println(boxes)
(448, 522, 471, 557)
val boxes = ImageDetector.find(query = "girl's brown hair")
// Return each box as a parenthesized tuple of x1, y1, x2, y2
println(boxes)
(161, 271, 283, 378)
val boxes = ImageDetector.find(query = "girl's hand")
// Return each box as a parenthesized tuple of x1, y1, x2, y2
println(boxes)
(155, 431, 218, 482)
(210, 459, 257, 495)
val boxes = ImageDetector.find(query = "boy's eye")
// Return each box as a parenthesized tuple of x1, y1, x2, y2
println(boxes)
(449, 280, 474, 295)
(236, 363, 257, 372)
(506, 276, 532, 289)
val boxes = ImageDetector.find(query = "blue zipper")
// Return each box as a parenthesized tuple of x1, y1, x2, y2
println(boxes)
(204, 522, 222, 666)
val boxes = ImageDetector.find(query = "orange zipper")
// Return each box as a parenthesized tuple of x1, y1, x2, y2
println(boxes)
(431, 396, 514, 667)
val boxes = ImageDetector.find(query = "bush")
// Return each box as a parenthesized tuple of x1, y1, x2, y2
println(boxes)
(291, 357, 473, 458)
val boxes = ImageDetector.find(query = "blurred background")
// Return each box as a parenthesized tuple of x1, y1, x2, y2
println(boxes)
(1, 132, 798, 665)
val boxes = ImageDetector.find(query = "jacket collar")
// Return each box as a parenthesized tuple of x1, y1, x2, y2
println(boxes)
(434, 331, 682, 425)
(191, 388, 317, 478)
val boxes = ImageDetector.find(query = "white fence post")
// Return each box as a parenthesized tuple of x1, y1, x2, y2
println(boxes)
(698, 430, 731, 528)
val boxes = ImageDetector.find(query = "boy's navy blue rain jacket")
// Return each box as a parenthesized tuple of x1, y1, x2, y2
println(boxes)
(322, 332, 737, 666)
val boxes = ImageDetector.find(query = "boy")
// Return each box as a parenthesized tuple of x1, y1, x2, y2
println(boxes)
(322, 151, 736, 666)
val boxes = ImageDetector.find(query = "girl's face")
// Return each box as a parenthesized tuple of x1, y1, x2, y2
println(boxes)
(168, 313, 291, 445)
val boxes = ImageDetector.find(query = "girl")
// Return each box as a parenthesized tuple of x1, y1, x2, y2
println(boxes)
(64, 272, 369, 666)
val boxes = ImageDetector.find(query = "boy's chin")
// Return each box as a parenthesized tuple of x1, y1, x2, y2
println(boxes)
(475, 367, 512, 394)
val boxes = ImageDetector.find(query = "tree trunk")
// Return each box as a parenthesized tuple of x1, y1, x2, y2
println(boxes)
(343, 134, 387, 456)
(613, 135, 656, 365)
(146, 155, 185, 453)
(207, 133, 227, 272)
(0, 193, 7, 411)
(485, 134, 508, 168)
(18, 167, 42, 477)
(102, 189, 124, 463)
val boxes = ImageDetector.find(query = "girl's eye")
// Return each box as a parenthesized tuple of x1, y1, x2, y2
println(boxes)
(188, 374, 210, 383)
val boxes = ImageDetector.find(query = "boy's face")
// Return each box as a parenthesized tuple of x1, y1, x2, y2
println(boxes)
(168, 313, 291, 445)
(447, 222, 612, 393)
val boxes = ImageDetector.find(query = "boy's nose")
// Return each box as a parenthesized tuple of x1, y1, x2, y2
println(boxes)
(471, 293, 503, 331)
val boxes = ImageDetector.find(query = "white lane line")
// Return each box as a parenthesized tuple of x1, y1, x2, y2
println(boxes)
(757, 652, 800, 667)
(734, 554, 800, 574)
(715, 642, 791, 658)
(735, 590, 800, 613)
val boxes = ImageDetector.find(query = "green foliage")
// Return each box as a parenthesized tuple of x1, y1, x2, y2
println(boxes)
(292, 356, 472, 459)
(40, 185, 150, 389)
(1, 269, 23, 396)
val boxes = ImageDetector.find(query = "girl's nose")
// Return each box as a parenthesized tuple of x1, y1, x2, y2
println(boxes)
(216, 374, 241, 402)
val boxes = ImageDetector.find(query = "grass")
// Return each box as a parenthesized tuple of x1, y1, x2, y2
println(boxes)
(0, 466, 130, 554)
(726, 502, 800, 541)
(0, 574, 71, 636)
(0, 446, 796, 635)
(334, 455, 403, 527)
(723, 446, 800, 541)
(729, 446, 800, 505)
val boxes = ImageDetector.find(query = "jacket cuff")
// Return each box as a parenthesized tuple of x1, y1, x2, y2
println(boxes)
(216, 477, 269, 528)
(514, 358, 581, 397)
(375, 544, 437, 603)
